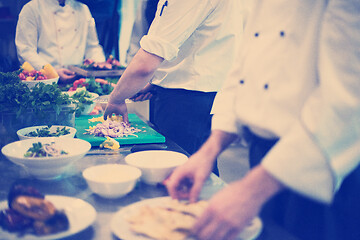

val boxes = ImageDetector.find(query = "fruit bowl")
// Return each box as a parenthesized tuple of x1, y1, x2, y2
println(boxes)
(22, 77, 59, 89)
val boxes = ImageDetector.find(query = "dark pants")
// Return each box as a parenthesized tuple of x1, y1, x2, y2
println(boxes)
(246, 128, 360, 240)
(150, 86, 219, 175)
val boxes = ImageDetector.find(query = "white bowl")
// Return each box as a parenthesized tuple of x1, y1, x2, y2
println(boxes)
(17, 125, 77, 140)
(22, 77, 59, 89)
(83, 164, 141, 199)
(125, 150, 188, 185)
(1, 137, 91, 180)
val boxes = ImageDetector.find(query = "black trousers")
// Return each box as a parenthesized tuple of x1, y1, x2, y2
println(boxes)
(246, 128, 360, 240)
(150, 86, 219, 175)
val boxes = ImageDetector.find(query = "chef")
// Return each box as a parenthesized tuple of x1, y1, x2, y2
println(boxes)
(105, 0, 250, 174)
(15, 0, 105, 83)
(165, 0, 360, 240)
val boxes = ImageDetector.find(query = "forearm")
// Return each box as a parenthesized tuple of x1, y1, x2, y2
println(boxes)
(109, 48, 163, 104)
(196, 130, 238, 161)
(234, 165, 285, 206)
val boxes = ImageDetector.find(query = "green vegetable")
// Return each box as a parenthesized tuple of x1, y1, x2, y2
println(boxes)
(25, 126, 71, 137)
(0, 70, 73, 119)
(86, 77, 114, 95)
(68, 88, 95, 117)
(24, 142, 68, 157)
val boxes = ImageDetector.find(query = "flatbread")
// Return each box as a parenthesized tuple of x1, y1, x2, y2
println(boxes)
(126, 199, 208, 240)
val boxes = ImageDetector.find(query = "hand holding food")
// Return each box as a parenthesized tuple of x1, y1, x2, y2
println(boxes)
(86, 115, 141, 138)
(56, 68, 76, 83)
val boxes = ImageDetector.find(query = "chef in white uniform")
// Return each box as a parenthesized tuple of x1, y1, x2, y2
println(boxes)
(15, 0, 105, 83)
(165, 0, 360, 240)
(105, 0, 249, 175)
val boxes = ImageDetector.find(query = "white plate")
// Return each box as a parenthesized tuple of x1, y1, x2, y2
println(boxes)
(0, 195, 96, 240)
(111, 197, 262, 240)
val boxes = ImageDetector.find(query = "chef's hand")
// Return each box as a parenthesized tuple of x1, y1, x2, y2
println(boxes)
(104, 102, 129, 123)
(57, 68, 76, 83)
(164, 150, 214, 202)
(192, 166, 284, 240)
(130, 83, 155, 102)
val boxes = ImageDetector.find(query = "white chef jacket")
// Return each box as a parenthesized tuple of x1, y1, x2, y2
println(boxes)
(212, 0, 360, 203)
(139, 0, 249, 92)
(15, 0, 105, 70)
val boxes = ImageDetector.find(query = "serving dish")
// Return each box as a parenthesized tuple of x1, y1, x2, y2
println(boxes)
(22, 77, 59, 89)
(125, 150, 188, 185)
(0, 195, 96, 240)
(17, 125, 77, 140)
(1, 137, 91, 180)
(83, 164, 141, 199)
(111, 197, 263, 240)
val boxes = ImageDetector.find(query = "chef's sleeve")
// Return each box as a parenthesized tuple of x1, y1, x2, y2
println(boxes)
(15, 5, 48, 70)
(84, 8, 105, 62)
(140, 0, 222, 61)
(261, 0, 360, 203)
(211, 43, 244, 135)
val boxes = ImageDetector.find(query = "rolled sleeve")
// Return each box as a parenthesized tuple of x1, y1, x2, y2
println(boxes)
(140, 35, 179, 61)
(211, 113, 238, 134)
(140, 0, 217, 61)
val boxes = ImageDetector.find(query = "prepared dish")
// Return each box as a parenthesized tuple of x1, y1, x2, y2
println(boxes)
(24, 142, 68, 157)
(0, 184, 69, 236)
(25, 126, 71, 137)
(126, 199, 208, 240)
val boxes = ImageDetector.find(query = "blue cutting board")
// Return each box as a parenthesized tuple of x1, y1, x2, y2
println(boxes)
(75, 114, 165, 146)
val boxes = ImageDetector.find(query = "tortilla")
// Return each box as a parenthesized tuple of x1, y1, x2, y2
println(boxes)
(126, 199, 208, 240)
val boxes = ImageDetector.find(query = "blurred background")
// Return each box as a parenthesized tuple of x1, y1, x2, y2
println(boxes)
(0, 0, 141, 72)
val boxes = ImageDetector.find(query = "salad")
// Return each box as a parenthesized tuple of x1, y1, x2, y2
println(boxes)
(25, 126, 70, 137)
(24, 142, 68, 157)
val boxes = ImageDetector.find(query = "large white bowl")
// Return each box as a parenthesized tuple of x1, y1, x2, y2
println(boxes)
(83, 164, 141, 199)
(125, 150, 188, 185)
(17, 125, 77, 140)
(1, 137, 91, 180)
(22, 77, 59, 89)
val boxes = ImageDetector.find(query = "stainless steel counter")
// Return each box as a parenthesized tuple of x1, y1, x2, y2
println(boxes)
(0, 142, 226, 240)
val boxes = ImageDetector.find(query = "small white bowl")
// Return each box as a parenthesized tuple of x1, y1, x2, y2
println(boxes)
(1, 137, 91, 180)
(83, 164, 141, 199)
(22, 77, 59, 89)
(125, 150, 188, 185)
(17, 125, 77, 140)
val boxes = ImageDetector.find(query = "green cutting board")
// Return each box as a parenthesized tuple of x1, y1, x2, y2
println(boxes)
(75, 114, 165, 146)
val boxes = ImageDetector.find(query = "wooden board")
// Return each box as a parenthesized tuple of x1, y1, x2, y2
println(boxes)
(68, 65, 125, 77)
(75, 113, 166, 146)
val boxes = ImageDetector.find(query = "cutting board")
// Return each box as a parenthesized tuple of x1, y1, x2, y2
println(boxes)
(68, 65, 125, 77)
(75, 114, 165, 146)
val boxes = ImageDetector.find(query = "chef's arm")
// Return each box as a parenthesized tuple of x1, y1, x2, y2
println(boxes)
(15, 9, 48, 70)
(108, 48, 164, 105)
(84, 17, 105, 62)
(262, 0, 360, 203)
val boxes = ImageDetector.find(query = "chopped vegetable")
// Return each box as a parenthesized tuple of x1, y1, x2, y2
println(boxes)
(85, 118, 141, 138)
(24, 142, 68, 158)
